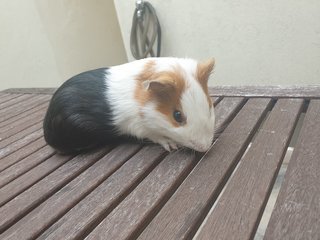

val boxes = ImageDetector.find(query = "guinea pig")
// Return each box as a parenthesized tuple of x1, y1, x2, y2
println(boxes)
(43, 57, 215, 153)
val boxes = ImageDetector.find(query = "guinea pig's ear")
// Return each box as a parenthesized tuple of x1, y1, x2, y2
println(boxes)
(143, 80, 175, 93)
(197, 58, 215, 86)
(143, 79, 176, 101)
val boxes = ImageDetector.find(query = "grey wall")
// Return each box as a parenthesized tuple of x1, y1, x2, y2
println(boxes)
(115, 0, 320, 86)
(0, 0, 127, 90)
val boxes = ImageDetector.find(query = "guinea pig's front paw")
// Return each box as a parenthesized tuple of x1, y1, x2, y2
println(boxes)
(150, 137, 178, 152)
(160, 141, 178, 152)
(165, 141, 179, 152)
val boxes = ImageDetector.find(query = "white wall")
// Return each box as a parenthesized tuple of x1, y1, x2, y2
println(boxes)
(0, 0, 127, 90)
(115, 0, 320, 86)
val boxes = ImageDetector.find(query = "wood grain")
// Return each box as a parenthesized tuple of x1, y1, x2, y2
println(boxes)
(195, 99, 304, 240)
(209, 85, 320, 99)
(0, 122, 43, 148)
(264, 100, 320, 240)
(0, 88, 319, 239)
(213, 97, 245, 130)
(0, 149, 110, 234)
(0, 153, 72, 207)
(0, 94, 34, 111)
(0, 106, 47, 140)
(0, 128, 43, 159)
(86, 149, 198, 240)
(0, 145, 55, 188)
(0, 137, 47, 172)
(84, 97, 246, 240)
(137, 98, 272, 240)
(0, 144, 140, 239)
(0, 101, 48, 129)
(38, 145, 166, 240)
(0, 95, 49, 123)
(0, 94, 23, 104)
(3, 88, 57, 95)
(35, 94, 244, 239)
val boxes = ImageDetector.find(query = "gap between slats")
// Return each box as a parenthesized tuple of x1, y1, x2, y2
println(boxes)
(0, 94, 24, 106)
(0, 95, 221, 234)
(0, 95, 242, 238)
(0, 137, 48, 172)
(0, 148, 115, 233)
(0, 96, 235, 226)
(0, 104, 48, 141)
(0, 101, 49, 129)
(0, 93, 14, 102)
(0, 126, 44, 160)
(132, 98, 273, 240)
(194, 98, 307, 240)
(22, 97, 244, 240)
(80, 97, 247, 240)
(0, 144, 56, 188)
(263, 99, 320, 240)
(0, 94, 34, 111)
(254, 100, 308, 240)
(0, 144, 143, 237)
(0, 95, 50, 124)
(0, 145, 115, 208)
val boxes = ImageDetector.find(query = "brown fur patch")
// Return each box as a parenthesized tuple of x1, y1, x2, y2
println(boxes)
(135, 60, 186, 127)
(196, 59, 215, 107)
(135, 60, 156, 105)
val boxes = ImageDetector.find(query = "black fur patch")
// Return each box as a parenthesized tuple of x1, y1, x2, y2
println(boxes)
(43, 68, 122, 153)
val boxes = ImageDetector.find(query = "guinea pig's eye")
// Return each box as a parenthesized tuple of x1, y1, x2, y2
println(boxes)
(173, 110, 183, 123)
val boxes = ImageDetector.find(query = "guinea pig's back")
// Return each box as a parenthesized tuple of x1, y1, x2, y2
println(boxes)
(43, 68, 119, 153)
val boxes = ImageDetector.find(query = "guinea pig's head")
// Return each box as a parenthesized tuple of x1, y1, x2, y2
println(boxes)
(136, 58, 215, 152)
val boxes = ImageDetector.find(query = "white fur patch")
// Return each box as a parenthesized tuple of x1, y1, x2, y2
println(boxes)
(105, 57, 215, 152)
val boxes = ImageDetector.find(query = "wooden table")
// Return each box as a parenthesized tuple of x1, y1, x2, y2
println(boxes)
(0, 86, 319, 240)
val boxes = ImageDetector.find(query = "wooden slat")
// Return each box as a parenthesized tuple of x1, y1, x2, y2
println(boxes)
(0, 150, 110, 232)
(83, 98, 245, 240)
(0, 88, 318, 239)
(0, 94, 22, 104)
(0, 93, 10, 101)
(0, 145, 55, 188)
(0, 153, 72, 207)
(0, 101, 48, 129)
(0, 106, 46, 140)
(86, 149, 198, 240)
(0, 137, 47, 172)
(0, 127, 43, 159)
(0, 95, 49, 123)
(0, 117, 43, 143)
(209, 85, 320, 99)
(0, 144, 140, 237)
(37, 96, 246, 240)
(195, 99, 304, 240)
(137, 98, 272, 240)
(0, 95, 29, 110)
(0, 94, 34, 111)
(0, 92, 9, 97)
(264, 100, 320, 240)
(0, 94, 40, 116)
(213, 97, 245, 130)
(3, 88, 57, 95)
(0, 122, 42, 148)
(37, 146, 166, 240)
